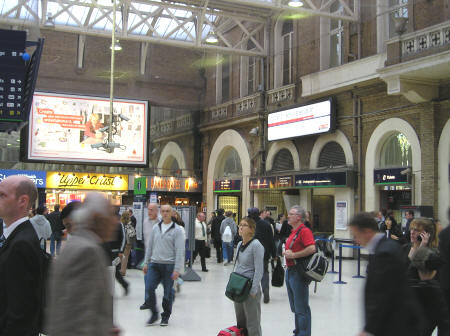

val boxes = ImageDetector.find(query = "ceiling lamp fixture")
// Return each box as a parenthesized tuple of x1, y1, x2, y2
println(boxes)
(44, 12, 55, 28)
(288, 0, 304, 7)
(205, 32, 219, 44)
(110, 39, 122, 51)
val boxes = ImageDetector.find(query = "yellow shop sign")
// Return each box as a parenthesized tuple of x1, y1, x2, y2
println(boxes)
(47, 172, 128, 191)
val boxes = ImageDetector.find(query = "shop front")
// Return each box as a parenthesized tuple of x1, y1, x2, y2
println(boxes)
(147, 175, 202, 207)
(0, 169, 47, 206)
(45, 171, 129, 209)
(214, 179, 242, 220)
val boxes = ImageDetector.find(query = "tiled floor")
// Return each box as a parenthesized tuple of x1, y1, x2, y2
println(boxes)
(114, 257, 368, 336)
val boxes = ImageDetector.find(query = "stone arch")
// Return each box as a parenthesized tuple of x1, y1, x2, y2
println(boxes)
(207, 129, 251, 217)
(438, 118, 450, 222)
(157, 141, 187, 176)
(365, 118, 421, 212)
(266, 140, 300, 172)
(310, 130, 354, 169)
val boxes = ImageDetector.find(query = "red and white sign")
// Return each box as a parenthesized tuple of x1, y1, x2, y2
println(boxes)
(267, 100, 332, 141)
(27, 92, 148, 166)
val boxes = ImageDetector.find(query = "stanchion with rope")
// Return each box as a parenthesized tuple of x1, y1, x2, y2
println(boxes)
(352, 244, 365, 279)
(333, 243, 347, 284)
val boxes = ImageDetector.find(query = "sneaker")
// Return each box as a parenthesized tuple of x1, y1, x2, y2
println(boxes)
(160, 318, 169, 326)
(146, 313, 159, 326)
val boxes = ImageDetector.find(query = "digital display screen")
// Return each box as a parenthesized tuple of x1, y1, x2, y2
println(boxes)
(267, 99, 333, 141)
(26, 92, 148, 166)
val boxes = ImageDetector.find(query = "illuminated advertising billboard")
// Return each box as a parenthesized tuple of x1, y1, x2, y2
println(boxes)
(267, 99, 335, 141)
(26, 92, 148, 166)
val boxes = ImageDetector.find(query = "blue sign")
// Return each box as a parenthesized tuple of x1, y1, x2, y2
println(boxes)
(0, 169, 46, 187)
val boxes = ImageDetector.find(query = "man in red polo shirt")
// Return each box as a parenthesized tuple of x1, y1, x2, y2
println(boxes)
(284, 205, 316, 336)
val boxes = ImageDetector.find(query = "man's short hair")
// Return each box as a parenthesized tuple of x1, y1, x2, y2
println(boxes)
(225, 210, 233, 217)
(36, 205, 47, 215)
(407, 210, 415, 217)
(16, 178, 37, 208)
(60, 201, 82, 221)
(54, 204, 60, 212)
(349, 212, 378, 231)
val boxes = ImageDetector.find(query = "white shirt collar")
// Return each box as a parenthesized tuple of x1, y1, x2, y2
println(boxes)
(366, 232, 385, 255)
(3, 217, 29, 239)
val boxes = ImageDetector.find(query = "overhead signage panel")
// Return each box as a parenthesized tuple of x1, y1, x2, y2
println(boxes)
(249, 177, 276, 190)
(267, 99, 334, 141)
(295, 171, 348, 188)
(149, 176, 201, 193)
(374, 168, 409, 185)
(46, 171, 128, 191)
(0, 169, 46, 188)
(214, 179, 241, 193)
(276, 175, 294, 188)
(27, 92, 148, 166)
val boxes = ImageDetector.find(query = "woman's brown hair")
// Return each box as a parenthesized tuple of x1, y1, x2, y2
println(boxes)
(410, 218, 437, 248)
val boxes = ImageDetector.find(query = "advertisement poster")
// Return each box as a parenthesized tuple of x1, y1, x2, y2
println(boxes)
(335, 201, 348, 231)
(28, 92, 148, 166)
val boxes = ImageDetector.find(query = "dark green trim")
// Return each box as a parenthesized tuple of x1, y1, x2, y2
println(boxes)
(214, 190, 241, 193)
(375, 182, 408, 185)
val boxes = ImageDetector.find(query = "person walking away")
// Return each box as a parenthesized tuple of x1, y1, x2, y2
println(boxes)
(284, 205, 316, 336)
(193, 211, 209, 272)
(30, 205, 52, 250)
(220, 210, 237, 265)
(128, 208, 137, 228)
(121, 211, 136, 276)
(349, 212, 420, 336)
(248, 207, 276, 304)
(233, 217, 264, 336)
(212, 209, 225, 263)
(46, 204, 64, 257)
(60, 201, 82, 239)
(439, 207, 450, 311)
(0, 175, 44, 336)
(46, 192, 120, 336)
(410, 247, 450, 336)
(142, 204, 185, 326)
(140, 202, 160, 310)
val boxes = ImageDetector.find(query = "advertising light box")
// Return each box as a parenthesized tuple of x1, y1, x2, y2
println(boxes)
(267, 99, 334, 141)
(26, 92, 148, 166)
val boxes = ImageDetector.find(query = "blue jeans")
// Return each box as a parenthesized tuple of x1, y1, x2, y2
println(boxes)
(286, 268, 311, 336)
(146, 263, 175, 319)
(50, 231, 62, 256)
(222, 241, 234, 263)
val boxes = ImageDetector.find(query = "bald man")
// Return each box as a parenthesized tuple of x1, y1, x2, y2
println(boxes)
(0, 175, 43, 336)
(142, 204, 185, 327)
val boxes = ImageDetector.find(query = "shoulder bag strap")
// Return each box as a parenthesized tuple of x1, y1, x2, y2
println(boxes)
(233, 238, 255, 271)
(289, 226, 303, 250)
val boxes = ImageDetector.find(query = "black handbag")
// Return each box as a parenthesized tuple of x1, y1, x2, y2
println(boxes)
(271, 258, 284, 287)
(204, 245, 211, 258)
(225, 240, 253, 303)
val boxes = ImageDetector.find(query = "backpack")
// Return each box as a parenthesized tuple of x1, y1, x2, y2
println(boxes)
(289, 226, 329, 283)
(222, 225, 232, 243)
(39, 238, 51, 334)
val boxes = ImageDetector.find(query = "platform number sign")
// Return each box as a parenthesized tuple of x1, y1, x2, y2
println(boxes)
(0, 29, 27, 122)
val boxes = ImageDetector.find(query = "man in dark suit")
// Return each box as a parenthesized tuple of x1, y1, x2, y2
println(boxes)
(439, 207, 450, 310)
(46, 204, 65, 256)
(0, 175, 43, 336)
(349, 212, 418, 336)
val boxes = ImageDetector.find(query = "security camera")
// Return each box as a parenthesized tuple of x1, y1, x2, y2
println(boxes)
(400, 167, 411, 175)
(249, 127, 259, 136)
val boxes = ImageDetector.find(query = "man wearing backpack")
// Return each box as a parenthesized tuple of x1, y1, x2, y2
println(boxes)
(0, 175, 44, 336)
(220, 210, 237, 265)
(284, 205, 316, 336)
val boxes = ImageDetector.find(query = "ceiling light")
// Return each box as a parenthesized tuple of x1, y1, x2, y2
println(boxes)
(110, 40, 122, 51)
(205, 32, 218, 44)
(288, 0, 304, 7)
(44, 12, 55, 28)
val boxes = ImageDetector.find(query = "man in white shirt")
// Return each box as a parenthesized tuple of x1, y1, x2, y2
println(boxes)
(193, 212, 208, 272)
(0, 175, 43, 335)
(140, 202, 160, 310)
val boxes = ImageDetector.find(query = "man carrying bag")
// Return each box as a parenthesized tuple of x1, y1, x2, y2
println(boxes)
(283, 206, 316, 336)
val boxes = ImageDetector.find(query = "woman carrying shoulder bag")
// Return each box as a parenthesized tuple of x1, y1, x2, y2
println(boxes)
(233, 217, 264, 336)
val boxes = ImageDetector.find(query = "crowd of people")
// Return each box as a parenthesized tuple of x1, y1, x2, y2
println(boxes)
(0, 174, 449, 336)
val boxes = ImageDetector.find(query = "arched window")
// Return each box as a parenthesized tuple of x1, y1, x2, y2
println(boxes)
(282, 20, 294, 86)
(170, 158, 179, 175)
(318, 141, 346, 168)
(223, 148, 242, 177)
(380, 132, 412, 167)
(272, 148, 294, 171)
(247, 39, 257, 95)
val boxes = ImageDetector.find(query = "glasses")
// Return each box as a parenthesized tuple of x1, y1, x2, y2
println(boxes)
(239, 224, 249, 228)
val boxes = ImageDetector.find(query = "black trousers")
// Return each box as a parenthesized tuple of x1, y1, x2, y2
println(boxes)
(112, 252, 129, 290)
(193, 239, 207, 270)
(213, 239, 223, 262)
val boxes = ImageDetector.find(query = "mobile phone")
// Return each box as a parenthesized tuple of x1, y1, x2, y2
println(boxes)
(417, 235, 422, 242)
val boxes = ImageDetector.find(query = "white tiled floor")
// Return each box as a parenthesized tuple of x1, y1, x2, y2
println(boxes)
(114, 257, 367, 336)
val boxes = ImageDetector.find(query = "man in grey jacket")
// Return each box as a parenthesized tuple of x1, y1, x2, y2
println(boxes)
(142, 204, 185, 327)
(220, 210, 237, 265)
